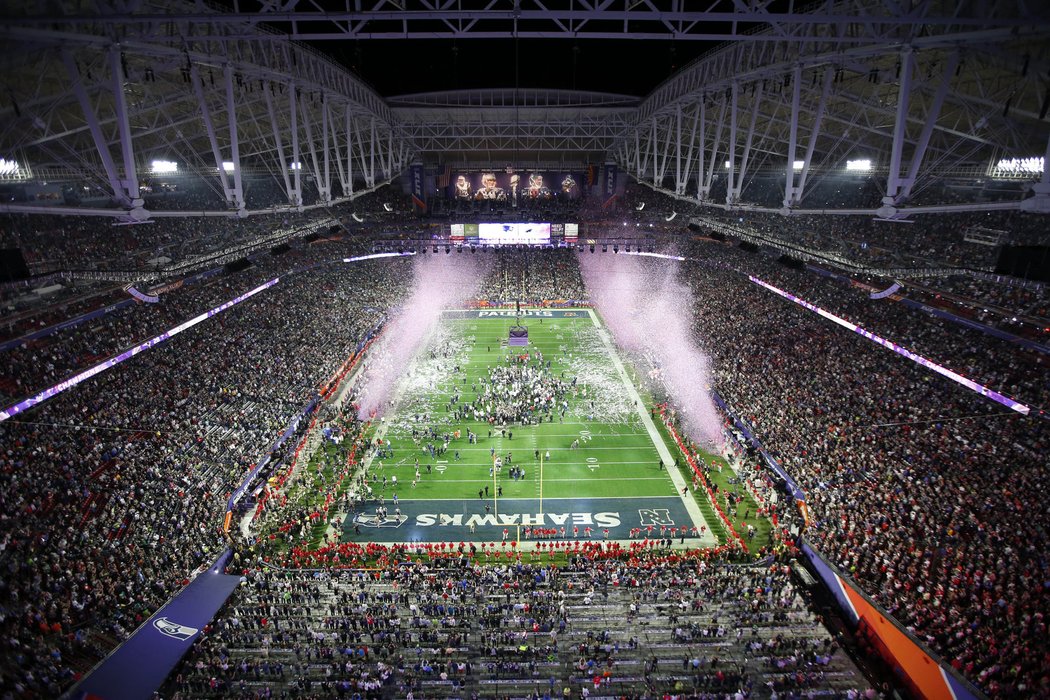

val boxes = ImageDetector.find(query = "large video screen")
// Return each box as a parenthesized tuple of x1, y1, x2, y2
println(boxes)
(449, 171, 582, 202)
(479, 223, 552, 245)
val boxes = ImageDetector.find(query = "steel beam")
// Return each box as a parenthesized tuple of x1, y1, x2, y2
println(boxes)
(264, 82, 295, 207)
(108, 46, 142, 210)
(794, 67, 834, 207)
(726, 81, 739, 206)
(884, 46, 915, 204)
(61, 50, 128, 207)
(223, 64, 246, 213)
(896, 52, 960, 204)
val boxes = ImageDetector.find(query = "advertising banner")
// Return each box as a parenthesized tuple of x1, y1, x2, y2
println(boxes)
(410, 164, 426, 213)
(450, 171, 582, 206)
(603, 163, 618, 208)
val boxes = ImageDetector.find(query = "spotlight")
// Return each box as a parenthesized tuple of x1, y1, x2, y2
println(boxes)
(589, 245, 595, 253)
(622, 222, 627, 227)
(613, 245, 619, 253)
(471, 245, 476, 254)
(602, 244, 608, 253)
(456, 245, 462, 253)
(433, 244, 438, 253)
(397, 246, 403, 254)
(445, 245, 451, 254)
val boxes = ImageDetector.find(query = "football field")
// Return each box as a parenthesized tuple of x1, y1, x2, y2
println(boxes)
(341, 308, 715, 546)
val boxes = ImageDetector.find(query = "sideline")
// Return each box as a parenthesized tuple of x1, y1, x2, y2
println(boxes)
(585, 308, 717, 547)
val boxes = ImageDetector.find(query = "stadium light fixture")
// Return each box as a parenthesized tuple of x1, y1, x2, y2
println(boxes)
(289, 162, 302, 170)
(222, 161, 235, 172)
(793, 160, 805, 171)
(0, 158, 21, 176)
(151, 160, 178, 174)
(994, 156, 1044, 174)
(846, 159, 872, 172)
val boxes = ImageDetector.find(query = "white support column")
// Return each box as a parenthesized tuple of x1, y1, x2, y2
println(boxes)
(264, 83, 295, 207)
(321, 95, 331, 204)
(386, 129, 394, 179)
(783, 65, 802, 209)
(345, 108, 355, 195)
(702, 97, 727, 201)
(732, 81, 763, 202)
(329, 106, 348, 197)
(368, 117, 377, 188)
(223, 64, 246, 214)
(352, 115, 368, 187)
(795, 67, 834, 205)
(634, 128, 643, 179)
(681, 100, 700, 196)
(674, 103, 683, 194)
(191, 65, 233, 206)
(695, 99, 706, 199)
(896, 51, 959, 204)
(650, 117, 659, 186)
(108, 46, 143, 214)
(884, 46, 915, 206)
(300, 96, 325, 203)
(725, 81, 739, 205)
(290, 85, 302, 209)
(657, 115, 675, 189)
(61, 50, 128, 208)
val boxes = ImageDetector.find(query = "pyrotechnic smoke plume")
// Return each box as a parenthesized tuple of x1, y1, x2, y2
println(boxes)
(579, 252, 724, 447)
(355, 254, 487, 419)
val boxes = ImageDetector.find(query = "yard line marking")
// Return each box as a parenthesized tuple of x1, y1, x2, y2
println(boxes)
(423, 476, 673, 483)
(386, 495, 683, 501)
(584, 307, 714, 538)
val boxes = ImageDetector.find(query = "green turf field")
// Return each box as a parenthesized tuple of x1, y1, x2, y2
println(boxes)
(340, 308, 719, 545)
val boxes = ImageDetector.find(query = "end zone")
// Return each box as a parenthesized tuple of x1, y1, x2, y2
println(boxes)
(341, 496, 715, 545)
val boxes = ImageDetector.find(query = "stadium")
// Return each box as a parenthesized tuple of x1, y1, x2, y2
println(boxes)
(0, 1, 1048, 699)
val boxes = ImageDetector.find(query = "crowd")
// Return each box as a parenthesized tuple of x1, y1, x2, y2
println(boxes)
(675, 241, 1049, 696)
(2, 198, 1048, 698)
(0, 210, 324, 276)
(700, 207, 1049, 273)
(162, 555, 871, 699)
(731, 258, 1049, 409)
(0, 243, 413, 697)
(0, 181, 413, 283)
(471, 359, 571, 425)
(475, 248, 587, 302)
